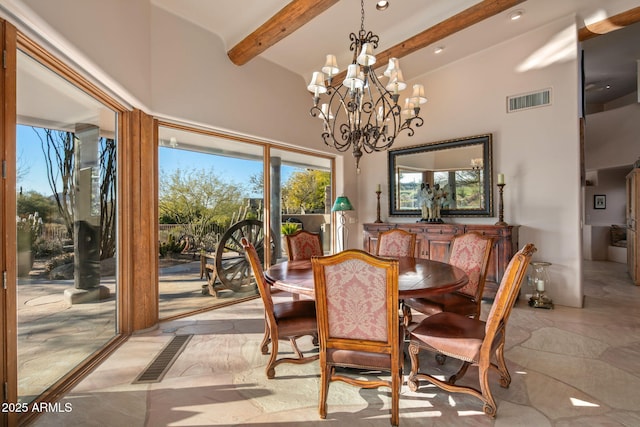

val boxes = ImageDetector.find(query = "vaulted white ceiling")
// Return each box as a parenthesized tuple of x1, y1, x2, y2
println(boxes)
(151, 0, 640, 106)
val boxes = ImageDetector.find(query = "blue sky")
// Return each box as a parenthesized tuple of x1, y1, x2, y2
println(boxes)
(158, 146, 267, 198)
(17, 125, 295, 198)
(17, 126, 51, 195)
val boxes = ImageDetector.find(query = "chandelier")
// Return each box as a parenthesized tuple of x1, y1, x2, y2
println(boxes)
(307, 0, 426, 172)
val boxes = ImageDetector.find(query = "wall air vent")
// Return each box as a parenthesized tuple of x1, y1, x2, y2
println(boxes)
(507, 88, 551, 113)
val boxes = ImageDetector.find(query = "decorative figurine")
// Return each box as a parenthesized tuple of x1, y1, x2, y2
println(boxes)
(433, 183, 445, 223)
(417, 182, 446, 223)
(418, 183, 434, 222)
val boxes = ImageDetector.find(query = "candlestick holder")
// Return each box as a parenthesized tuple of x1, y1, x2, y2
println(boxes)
(528, 261, 554, 309)
(374, 190, 383, 223)
(495, 183, 507, 226)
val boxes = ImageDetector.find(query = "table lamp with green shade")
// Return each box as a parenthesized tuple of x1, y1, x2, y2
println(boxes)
(332, 195, 353, 252)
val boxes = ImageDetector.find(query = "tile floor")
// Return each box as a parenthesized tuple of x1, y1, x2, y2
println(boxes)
(31, 260, 640, 426)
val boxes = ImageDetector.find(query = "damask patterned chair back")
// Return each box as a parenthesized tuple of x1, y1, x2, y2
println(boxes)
(376, 228, 416, 258)
(448, 232, 494, 302)
(403, 232, 493, 322)
(312, 249, 402, 426)
(285, 230, 323, 261)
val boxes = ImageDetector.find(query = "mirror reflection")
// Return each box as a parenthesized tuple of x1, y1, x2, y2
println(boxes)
(388, 134, 493, 218)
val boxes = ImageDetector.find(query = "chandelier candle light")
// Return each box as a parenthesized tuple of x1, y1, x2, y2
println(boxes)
(307, 0, 425, 172)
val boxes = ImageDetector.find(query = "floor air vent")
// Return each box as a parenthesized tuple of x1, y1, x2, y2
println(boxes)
(507, 88, 551, 112)
(133, 334, 192, 384)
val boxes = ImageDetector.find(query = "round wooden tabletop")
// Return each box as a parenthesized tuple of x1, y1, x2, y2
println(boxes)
(265, 256, 468, 299)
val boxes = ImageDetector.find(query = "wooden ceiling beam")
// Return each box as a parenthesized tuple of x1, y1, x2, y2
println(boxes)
(227, 0, 339, 66)
(578, 6, 640, 41)
(333, 0, 526, 82)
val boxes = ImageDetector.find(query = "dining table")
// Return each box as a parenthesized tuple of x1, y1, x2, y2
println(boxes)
(265, 256, 469, 300)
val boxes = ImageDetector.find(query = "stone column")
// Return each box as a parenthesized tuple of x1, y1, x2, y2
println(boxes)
(270, 157, 282, 259)
(65, 124, 110, 304)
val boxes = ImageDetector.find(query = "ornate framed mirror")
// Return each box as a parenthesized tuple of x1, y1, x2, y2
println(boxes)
(388, 134, 493, 217)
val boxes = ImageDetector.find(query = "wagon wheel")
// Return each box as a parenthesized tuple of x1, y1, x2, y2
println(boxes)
(215, 219, 275, 292)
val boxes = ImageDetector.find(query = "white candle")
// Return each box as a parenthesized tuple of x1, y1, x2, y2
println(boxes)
(536, 280, 545, 292)
(376, 184, 381, 192)
(497, 173, 505, 185)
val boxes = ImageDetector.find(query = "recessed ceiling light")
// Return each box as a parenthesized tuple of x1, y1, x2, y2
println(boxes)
(376, 1, 389, 11)
(510, 10, 524, 21)
(434, 46, 444, 54)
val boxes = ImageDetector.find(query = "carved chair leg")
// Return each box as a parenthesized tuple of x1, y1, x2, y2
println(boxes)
(265, 338, 279, 379)
(318, 364, 331, 419)
(391, 369, 401, 427)
(478, 362, 497, 418)
(402, 303, 413, 329)
(407, 342, 421, 392)
(289, 337, 304, 359)
(448, 360, 471, 384)
(260, 321, 271, 355)
(494, 339, 511, 388)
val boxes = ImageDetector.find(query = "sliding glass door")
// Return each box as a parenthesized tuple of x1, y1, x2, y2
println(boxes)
(157, 126, 334, 319)
(15, 50, 119, 403)
(269, 148, 333, 262)
(157, 125, 266, 319)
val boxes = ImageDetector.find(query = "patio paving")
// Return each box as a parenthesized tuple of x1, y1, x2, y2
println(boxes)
(16, 260, 258, 403)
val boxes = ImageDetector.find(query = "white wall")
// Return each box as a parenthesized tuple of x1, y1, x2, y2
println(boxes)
(149, 6, 327, 149)
(20, 0, 153, 106)
(582, 225, 610, 261)
(357, 16, 584, 307)
(584, 167, 630, 226)
(585, 103, 640, 171)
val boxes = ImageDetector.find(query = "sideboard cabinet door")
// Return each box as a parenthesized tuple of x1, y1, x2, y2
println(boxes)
(408, 225, 461, 261)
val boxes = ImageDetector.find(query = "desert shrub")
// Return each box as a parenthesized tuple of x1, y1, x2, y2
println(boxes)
(33, 236, 64, 258)
(159, 234, 186, 257)
(281, 222, 301, 235)
(45, 253, 74, 273)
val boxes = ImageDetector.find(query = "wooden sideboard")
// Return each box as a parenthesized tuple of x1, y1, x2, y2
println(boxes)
(363, 223, 520, 299)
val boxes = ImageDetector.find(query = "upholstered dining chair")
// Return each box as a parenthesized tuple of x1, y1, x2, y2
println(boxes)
(284, 230, 323, 261)
(376, 228, 416, 258)
(404, 232, 494, 321)
(407, 243, 536, 418)
(241, 237, 318, 379)
(311, 250, 403, 426)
